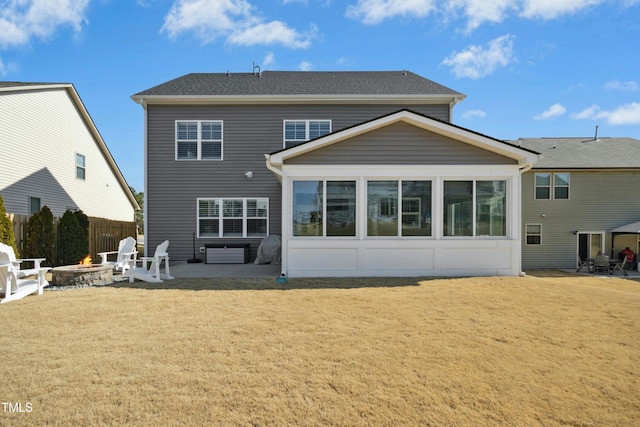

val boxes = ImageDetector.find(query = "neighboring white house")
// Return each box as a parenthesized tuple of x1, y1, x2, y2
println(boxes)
(0, 82, 138, 221)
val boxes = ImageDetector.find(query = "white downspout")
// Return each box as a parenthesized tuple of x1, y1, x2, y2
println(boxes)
(517, 161, 534, 276)
(141, 98, 148, 257)
(264, 154, 287, 278)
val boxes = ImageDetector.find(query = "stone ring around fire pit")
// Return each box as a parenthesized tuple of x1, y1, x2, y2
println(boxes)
(51, 264, 114, 287)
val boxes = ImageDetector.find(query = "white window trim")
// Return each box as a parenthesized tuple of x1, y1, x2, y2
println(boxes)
(291, 179, 358, 239)
(175, 120, 224, 161)
(365, 180, 434, 239)
(442, 179, 508, 239)
(534, 172, 570, 200)
(525, 223, 542, 246)
(197, 198, 268, 238)
(76, 153, 86, 180)
(553, 172, 570, 200)
(283, 119, 332, 148)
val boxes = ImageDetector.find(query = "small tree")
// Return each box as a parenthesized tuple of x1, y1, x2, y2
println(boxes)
(0, 192, 19, 257)
(130, 186, 144, 234)
(58, 210, 88, 265)
(26, 206, 56, 266)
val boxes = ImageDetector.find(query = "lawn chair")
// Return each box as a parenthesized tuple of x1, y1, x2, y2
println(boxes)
(576, 255, 592, 273)
(0, 242, 47, 280)
(0, 251, 49, 304)
(611, 257, 628, 276)
(97, 236, 137, 275)
(592, 255, 610, 275)
(128, 240, 174, 283)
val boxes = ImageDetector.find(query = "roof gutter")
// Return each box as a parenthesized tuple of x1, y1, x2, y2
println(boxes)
(264, 154, 283, 182)
(130, 94, 463, 106)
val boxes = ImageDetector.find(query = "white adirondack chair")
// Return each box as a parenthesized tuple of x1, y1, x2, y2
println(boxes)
(0, 252, 50, 304)
(128, 240, 174, 283)
(97, 236, 138, 275)
(0, 243, 48, 284)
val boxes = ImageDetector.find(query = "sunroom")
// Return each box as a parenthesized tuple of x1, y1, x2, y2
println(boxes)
(266, 110, 538, 278)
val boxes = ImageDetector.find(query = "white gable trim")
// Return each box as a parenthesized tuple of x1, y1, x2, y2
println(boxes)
(268, 110, 538, 167)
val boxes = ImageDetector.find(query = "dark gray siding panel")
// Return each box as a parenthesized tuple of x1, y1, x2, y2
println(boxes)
(287, 122, 516, 165)
(146, 104, 450, 261)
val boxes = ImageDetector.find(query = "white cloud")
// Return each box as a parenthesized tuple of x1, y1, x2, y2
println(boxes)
(445, 0, 514, 32)
(227, 21, 316, 48)
(601, 103, 640, 125)
(441, 34, 514, 79)
(299, 60, 313, 71)
(346, 0, 436, 24)
(0, 0, 89, 49)
(520, 0, 603, 19)
(571, 103, 640, 125)
(461, 109, 486, 119)
(162, 0, 314, 48)
(605, 80, 639, 92)
(262, 52, 276, 68)
(534, 103, 566, 120)
(571, 104, 600, 119)
(346, 0, 615, 31)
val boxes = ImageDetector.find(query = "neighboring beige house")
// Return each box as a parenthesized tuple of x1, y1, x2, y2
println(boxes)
(0, 82, 138, 221)
(516, 137, 640, 269)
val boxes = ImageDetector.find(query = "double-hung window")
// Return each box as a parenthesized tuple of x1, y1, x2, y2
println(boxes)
(284, 120, 331, 148)
(525, 224, 542, 245)
(443, 180, 507, 237)
(535, 172, 569, 200)
(176, 120, 223, 160)
(198, 198, 268, 237)
(76, 154, 86, 180)
(29, 197, 41, 215)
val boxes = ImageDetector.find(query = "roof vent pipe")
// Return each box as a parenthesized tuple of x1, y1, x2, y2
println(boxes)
(594, 125, 599, 141)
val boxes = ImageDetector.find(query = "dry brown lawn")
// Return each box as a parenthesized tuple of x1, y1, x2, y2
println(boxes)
(1, 271, 639, 426)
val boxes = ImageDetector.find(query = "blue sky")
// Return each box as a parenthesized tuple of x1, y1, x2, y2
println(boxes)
(1, 0, 639, 192)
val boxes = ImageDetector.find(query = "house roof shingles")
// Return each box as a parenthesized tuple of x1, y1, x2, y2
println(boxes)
(133, 71, 463, 98)
(513, 137, 640, 169)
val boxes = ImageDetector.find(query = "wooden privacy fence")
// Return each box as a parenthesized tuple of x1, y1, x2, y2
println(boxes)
(9, 214, 137, 265)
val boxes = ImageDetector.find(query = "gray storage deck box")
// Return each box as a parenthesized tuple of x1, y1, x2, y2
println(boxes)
(205, 243, 250, 264)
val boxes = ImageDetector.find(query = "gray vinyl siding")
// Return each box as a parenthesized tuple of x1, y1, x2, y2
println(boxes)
(146, 104, 450, 261)
(521, 170, 640, 269)
(287, 122, 516, 165)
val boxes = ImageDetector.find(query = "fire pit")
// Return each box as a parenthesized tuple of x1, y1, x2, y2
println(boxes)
(51, 262, 114, 287)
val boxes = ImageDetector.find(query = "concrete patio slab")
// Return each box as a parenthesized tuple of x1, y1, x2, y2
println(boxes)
(169, 261, 282, 278)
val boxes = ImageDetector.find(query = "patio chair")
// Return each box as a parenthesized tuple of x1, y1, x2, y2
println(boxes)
(128, 240, 174, 283)
(611, 257, 628, 276)
(97, 236, 137, 275)
(0, 251, 49, 304)
(576, 255, 592, 273)
(0, 242, 48, 282)
(592, 255, 610, 275)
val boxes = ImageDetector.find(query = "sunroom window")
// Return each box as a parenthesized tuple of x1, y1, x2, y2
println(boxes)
(198, 198, 267, 238)
(292, 180, 356, 237)
(444, 180, 506, 237)
(367, 180, 432, 237)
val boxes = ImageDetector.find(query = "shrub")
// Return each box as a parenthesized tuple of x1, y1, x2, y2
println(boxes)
(57, 210, 89, 265)
(26, 206, 56, 266)
(0, 192, 19, 257)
